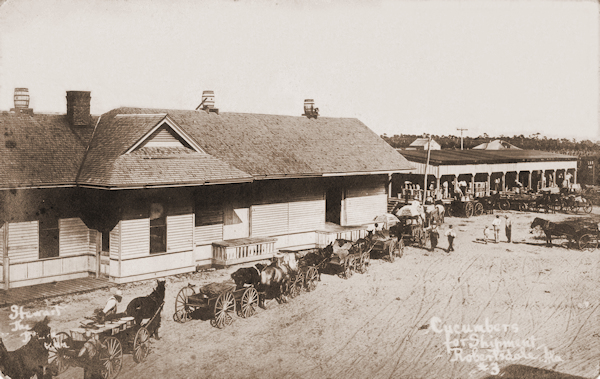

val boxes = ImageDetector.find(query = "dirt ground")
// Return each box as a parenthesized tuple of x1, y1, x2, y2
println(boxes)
(1, 209, 599, 379)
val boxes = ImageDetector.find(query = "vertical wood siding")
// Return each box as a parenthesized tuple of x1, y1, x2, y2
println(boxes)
(0, 224, 3, 258)
(120, 219, 150, 259)
(110, 224, 120, 260)
(251, 203, 288, 237)
(8, 221, 38, 263)
(167, 214, 193, 252)
(59, 218, 90, 257)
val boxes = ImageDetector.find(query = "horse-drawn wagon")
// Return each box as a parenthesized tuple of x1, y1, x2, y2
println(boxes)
(287, 250, 324, 298)
(394, 205, 429, 248)
(48, 306, 163, 379)
(559, 193, 593, 214)
(326, 239, 372, 279)
(531, 217, 599, 251)
(173, 281, 259, 328)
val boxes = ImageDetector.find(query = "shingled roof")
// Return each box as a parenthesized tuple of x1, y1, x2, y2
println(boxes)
(78, 107, 413, 187)
(1, 106, 413, 189)
(77, 111, 252, 188)
(0, 113, 97, 188)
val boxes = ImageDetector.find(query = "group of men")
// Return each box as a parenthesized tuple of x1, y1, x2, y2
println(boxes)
(484, 214, 512, 244)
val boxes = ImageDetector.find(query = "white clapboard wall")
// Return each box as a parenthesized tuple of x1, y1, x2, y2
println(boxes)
(195, 207, 224, 245)
(59, 218, 90, 257)
(345, 178, 387, 226)
(8, 221, 38, 263)
(120, 219, 150, 259)
(167, 213, 193, 252)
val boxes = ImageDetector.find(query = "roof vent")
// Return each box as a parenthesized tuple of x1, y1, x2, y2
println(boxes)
(303, 99, 319, 119)
(11, 88, 33, 116)
(196, 90, 219, 114)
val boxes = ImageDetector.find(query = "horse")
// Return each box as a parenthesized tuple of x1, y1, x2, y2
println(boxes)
(0, 316, 57, 379)
(257, 253, 298, 308)
(530, 217, 577, 247)
(231, 265, 264, 289)
(126, 279, 166, 339)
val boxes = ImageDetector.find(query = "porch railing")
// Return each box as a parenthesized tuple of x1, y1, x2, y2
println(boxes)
(212, 237, 277, 267)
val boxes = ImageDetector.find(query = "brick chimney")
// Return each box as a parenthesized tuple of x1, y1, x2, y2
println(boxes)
(66, 91, 91, 126)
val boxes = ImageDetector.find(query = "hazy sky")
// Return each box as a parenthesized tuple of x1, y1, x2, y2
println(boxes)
(0, 0, 598, 140)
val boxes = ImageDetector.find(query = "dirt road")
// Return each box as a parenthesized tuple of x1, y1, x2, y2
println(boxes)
(1, 210, 599, 379)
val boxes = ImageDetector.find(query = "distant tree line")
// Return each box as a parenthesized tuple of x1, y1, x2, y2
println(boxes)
(381, 133, 600, 185)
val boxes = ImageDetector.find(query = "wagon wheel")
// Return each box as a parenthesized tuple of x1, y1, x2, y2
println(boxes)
(559, 198, 568, 212)
(48, 331, 72, 375)
(578, 234, 598, 251)
(99, 337, 123, 379)
(173, 285, 196, 323)
(240, 287, 259, 317)
(305, 267, 319, 292)
(582, 199, 593, 214)
(133, 326, 150, 363)
(212, 291, 235, 329)
(464, 202, 474, 218)
(498, 199, 510, 211)
(288, 274, 303, 299)
(396, 238, 405, 259)
(474, 202, 484, 217)
(569, 202, 579, 214)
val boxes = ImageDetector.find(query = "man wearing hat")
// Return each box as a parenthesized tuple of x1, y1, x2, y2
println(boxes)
(101, 289, 123, 318)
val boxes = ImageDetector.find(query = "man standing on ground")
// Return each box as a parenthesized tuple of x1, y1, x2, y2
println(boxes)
(492, 215, 502, 243)
(504, 215, 512, 243)
(430, 225, 439, 252)
(445, 225, 456, 253)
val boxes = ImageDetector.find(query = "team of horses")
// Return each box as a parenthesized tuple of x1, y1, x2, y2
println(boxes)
(231, 253, 299, 308)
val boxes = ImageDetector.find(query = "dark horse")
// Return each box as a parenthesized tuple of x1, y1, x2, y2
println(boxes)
(531, 217, 577, 247)
(231, 264, 266, 289)
(126, 279, 166, 339)
(0, 316, 57, 379)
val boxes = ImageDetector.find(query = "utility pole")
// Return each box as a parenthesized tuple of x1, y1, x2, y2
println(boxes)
(457, 128, 468, 150)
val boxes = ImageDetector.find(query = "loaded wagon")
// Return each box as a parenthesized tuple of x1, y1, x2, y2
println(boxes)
(394, 205, 429, 248)
(443, 197, 486, 218)
(173, 281, 259, 329)
(48, 304, 163, 379)
(326, 239, 372, 279)
(281, 250, 322, 298)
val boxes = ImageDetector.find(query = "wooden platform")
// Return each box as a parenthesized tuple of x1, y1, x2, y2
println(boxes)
(0, 277, 111, 307)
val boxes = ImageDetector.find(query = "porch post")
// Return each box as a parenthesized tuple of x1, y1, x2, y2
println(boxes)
(95, 231, 101, 278)
(3, 221, 9, 290)
(487, 172, 491, 196)
(471, 173, 475, 198)
(528, 171, 532, 191)
(388, 173, 393, 199)
(573, 168, 577, 184)
(502, 172, 506, 192)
